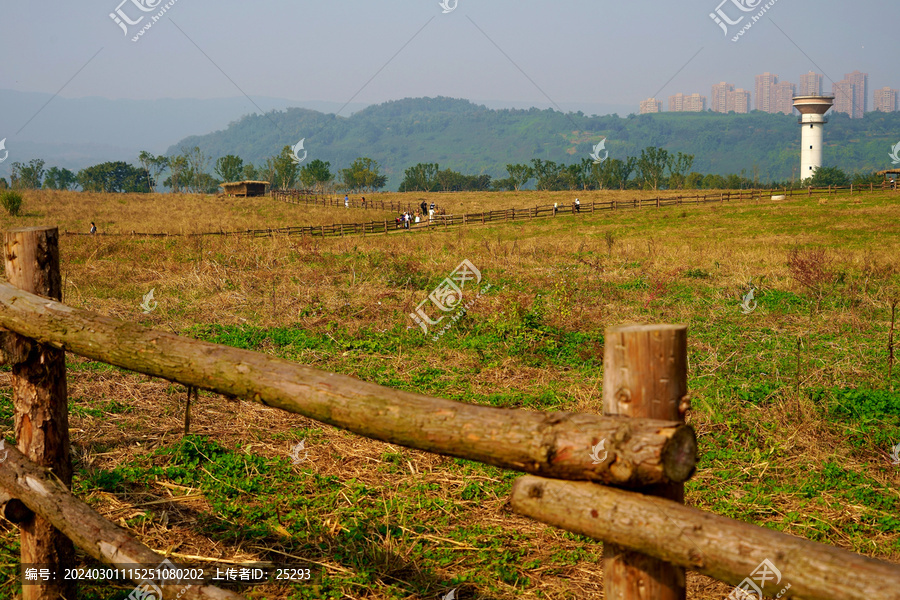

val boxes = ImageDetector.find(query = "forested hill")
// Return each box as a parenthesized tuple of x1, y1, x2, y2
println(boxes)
(170, 96, 900, 189)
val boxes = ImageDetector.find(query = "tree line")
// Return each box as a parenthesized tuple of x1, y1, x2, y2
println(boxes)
(0, 145, 884, 194)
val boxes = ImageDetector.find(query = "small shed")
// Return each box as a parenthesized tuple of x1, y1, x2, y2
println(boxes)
(221, 180, 270, 197)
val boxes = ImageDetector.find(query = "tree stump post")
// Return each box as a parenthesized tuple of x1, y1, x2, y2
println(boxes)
(3, 227, 75, 600)
(602, 324, 688, 600)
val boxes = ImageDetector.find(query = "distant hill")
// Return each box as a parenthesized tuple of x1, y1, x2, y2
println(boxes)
(170, 97, 900, 190)
(0, 88, 367, 178)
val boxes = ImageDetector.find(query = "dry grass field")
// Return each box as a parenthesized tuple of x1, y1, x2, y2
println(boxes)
(0, 188, 898, 600)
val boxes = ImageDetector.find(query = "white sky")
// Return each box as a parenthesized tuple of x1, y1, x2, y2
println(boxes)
(0, 0, 894, 116)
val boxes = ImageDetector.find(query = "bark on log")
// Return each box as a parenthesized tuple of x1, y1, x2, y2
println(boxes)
(0, 282, 696, 487)
(510, 476, 900, 600)
(0, 443, 245, 600)
(4, 226, 75, 600)
(602, 324, 689, 600)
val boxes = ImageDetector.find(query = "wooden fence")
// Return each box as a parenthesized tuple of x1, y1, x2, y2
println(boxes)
(62, 183, 895, 240)
(1, 227, 899, 599)
(272, 188, 414, 213)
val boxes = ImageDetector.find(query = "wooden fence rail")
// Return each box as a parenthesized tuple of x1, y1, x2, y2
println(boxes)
(1, 227, 899, 599)
(0, 279, 695, 489)
(510, 477, 900, 600)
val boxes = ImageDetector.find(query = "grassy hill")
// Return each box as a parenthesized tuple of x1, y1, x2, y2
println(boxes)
(170, 97, 900, 190)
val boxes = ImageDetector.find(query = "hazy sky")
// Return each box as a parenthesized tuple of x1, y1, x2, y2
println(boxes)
(1, 0, 895, 121)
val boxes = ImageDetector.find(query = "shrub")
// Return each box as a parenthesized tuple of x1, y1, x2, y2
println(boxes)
(0, 190, 23, 216)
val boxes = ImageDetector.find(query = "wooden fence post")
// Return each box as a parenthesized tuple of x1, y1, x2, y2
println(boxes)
(602, 324, 688, 600)
(3, 227, 75, 600)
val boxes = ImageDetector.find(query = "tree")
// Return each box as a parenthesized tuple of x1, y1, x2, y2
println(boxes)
(637, 147, 669, 191)
(138, 151, 169, 193)
(530, 159, 564, 191)
(258, 157, 277, 188)
(182, 146, 211, 193)
(505, 163, 533, 191)
(272, 146, 299, 189)
(667, 152, 694, 189)
(241, 163, 259, 181)
(214, 155, 244, 184)
(77, 161, 150, 193)
(10, 159, 46, 189)
(614, 156, 638, 190)
(164, 156, 188, 192)
(399, 163, 439, 192)
(805, 166, 850, 187)
(340, 157, 387, 192)
(685, 172, 703, 189)
(299, 159, 334, 191)
(43, 167, 78, 190)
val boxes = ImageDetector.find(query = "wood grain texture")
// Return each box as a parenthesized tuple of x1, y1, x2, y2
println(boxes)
(602, 324, 689, 600)
(0, 281, 697, 487)
(510, 476, 900, 600)
(4, 227, 74, 600)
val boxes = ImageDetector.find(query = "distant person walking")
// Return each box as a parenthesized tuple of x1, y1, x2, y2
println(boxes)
(420, 200, 428, 217)
(575, 198, 581, 212)
(344, 195, 349, 208)
(362, 196, 366, 208)
(553, 202, 558, 215)
(90, 222, 97, 235)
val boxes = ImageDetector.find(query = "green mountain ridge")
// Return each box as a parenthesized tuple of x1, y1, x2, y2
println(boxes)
(168, 96, 900, 190)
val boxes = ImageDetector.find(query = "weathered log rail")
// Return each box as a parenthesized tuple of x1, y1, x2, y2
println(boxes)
(1, 227, 899, 599)
(0, 280, 694, 488)
(62, 183, 894, 239)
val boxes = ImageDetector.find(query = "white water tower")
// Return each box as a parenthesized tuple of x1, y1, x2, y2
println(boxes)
(792, 95, 835, 179)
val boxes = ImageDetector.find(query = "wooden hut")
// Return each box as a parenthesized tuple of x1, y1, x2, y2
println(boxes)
(220, 180, 270, 197)
(877, 169, 900, 189)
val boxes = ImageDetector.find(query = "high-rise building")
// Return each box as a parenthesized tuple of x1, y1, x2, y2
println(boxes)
(774, 81, 797, 115)
(874, 87, 898, 112)
(685, 93, 707, 112)
(640, 98, 662, 114)
(833, 79, 855, 116)
(669, 93, 706, 112)
(726, 88, 751, 113)
(799, 71, 823, 96)
(711, 82, 734, 113)
(845, 71, 869, 118)
(755, 72, 779, 113)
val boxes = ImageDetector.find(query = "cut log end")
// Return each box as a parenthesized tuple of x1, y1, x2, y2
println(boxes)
(661, 425, 697, 483)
